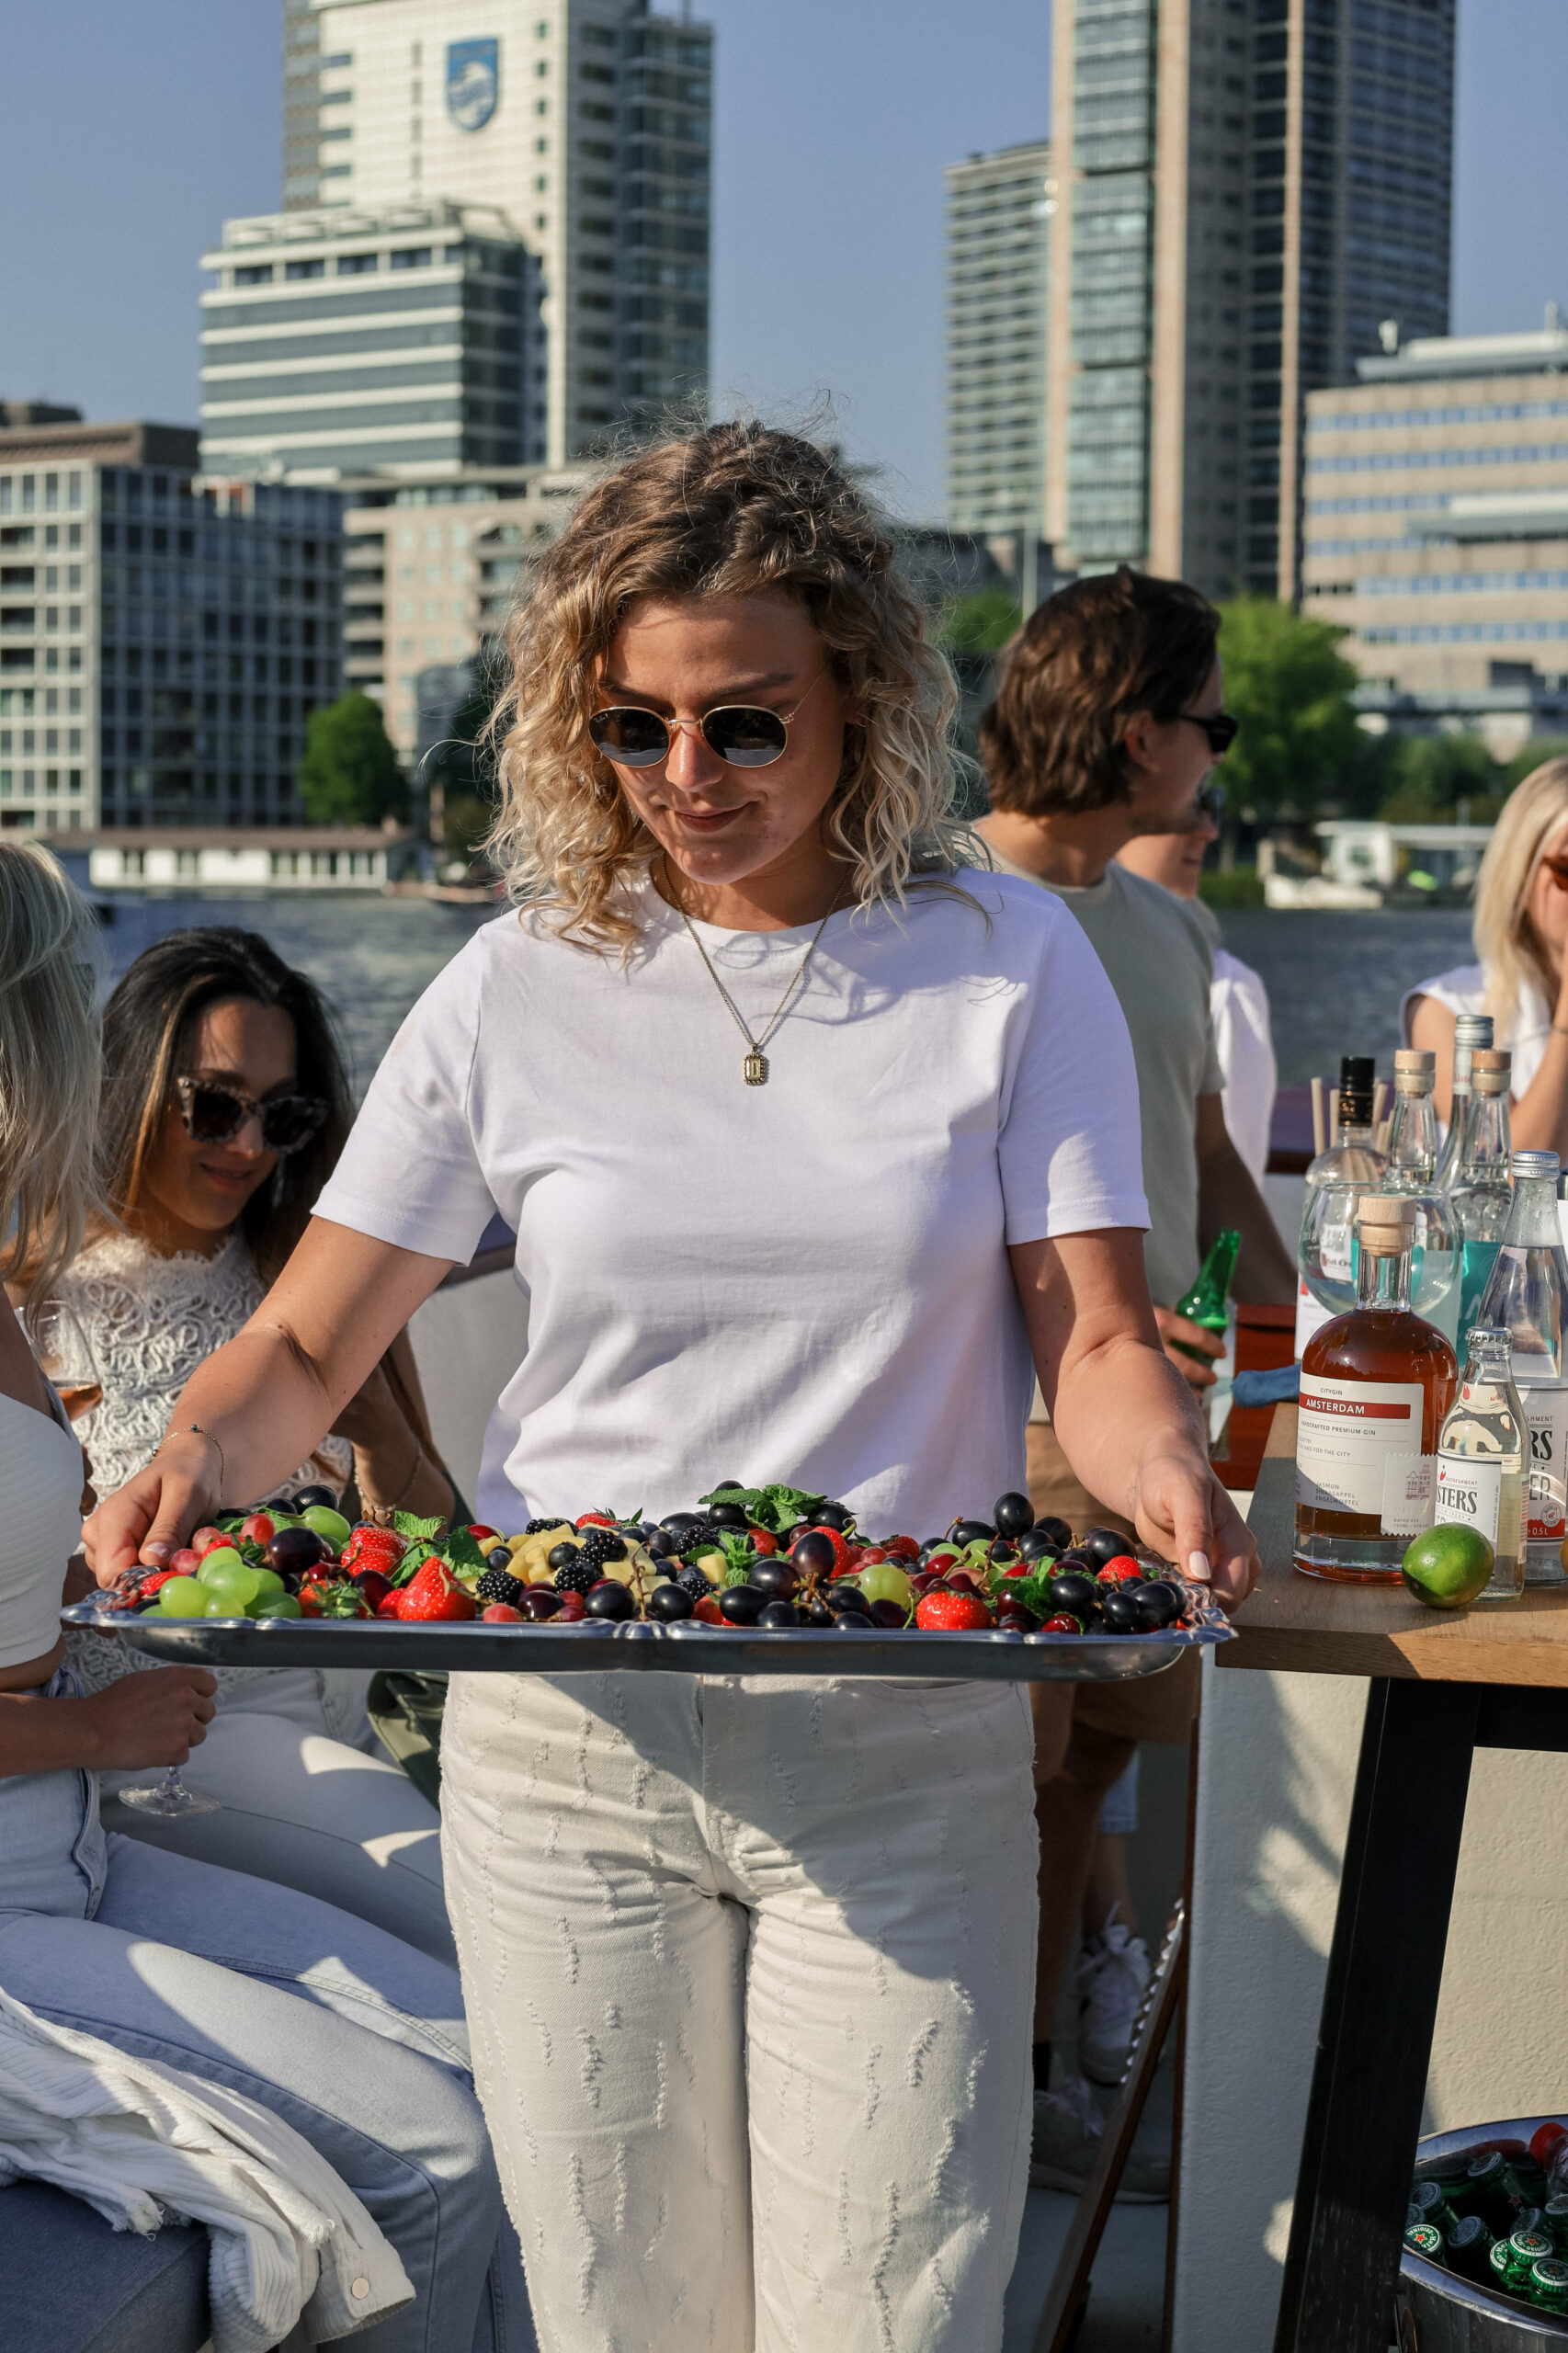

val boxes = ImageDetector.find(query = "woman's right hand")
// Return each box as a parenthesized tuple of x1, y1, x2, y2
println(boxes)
(82, 1436, 220, 1586)
(83, 1667, 218, 1768)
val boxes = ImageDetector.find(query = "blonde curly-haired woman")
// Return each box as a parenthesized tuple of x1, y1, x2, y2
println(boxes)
(1406, 756, 1568, 1151)
(88, 424, 1257, 2352)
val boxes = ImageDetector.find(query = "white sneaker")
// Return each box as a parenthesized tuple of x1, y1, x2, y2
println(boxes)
(1075, 1907, 1152, 2087)
(1029, 2072, 1169, 2203)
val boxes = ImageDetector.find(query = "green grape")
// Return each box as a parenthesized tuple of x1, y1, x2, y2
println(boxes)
(196, 1547, 246, 1586)
(203, 1590, 248, 1617)
(156, 1576, 209, 1618)
(856, 1561, 913, 1608)
(248, 1566, 286, 1594)
(301, 1506, 351, 1548)
(200, 1563, 260, 1606)
(253, 1592, 302, 1619)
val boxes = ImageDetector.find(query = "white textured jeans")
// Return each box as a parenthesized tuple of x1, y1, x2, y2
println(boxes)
(441, 1669, 1038, 2353)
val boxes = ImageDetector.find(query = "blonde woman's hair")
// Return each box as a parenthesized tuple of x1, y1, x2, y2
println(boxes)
(484, 421, 971, 948)
(0, 842, 103, 1328)
(1473, 756, 1568, 1027)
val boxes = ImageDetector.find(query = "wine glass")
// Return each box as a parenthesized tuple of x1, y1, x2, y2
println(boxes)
(117, 1757, 221, 1819)
(28, 1302, 103, 1422)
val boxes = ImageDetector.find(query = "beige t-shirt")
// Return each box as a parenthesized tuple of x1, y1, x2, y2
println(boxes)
(988, 854, 1221, 1312)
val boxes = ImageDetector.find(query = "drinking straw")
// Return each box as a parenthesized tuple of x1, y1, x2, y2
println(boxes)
(1312, 1076, 1325, 1156)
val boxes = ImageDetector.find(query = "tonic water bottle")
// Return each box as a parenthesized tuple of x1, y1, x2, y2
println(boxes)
(1296, 1193, 1458, 1580)
(1433, 1325, 1526, 1598)
(1434, 1010, 1495, 1194)
(1474, 1148, 1568, 1583)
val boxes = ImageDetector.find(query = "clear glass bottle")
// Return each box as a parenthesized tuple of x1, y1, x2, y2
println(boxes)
(1435, 1012, 1496, 1194)
(1381, 1048, 1459, 1327)
(1296, 1193, 1459, 1580)
(1299, 1056, 1392, 1328)
(1434, 1325, 1526, 1599)
(1474, 1149, 1568, 1583)
(1450, 1049, 1514, 1352)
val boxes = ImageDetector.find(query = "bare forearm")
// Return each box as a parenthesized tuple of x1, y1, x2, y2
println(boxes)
(352, 1432, 455, 1522)
(1505, 1032, 1568, 1156)
(1050, 1333, 1207, 1519)
(0, 1691, 105, 1778)
(167, 1326, 347, 1512)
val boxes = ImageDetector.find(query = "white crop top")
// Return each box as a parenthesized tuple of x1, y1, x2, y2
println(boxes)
(0, 1387, 84, 1670)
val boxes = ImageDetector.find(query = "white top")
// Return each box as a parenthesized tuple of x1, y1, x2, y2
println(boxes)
(314, 873, 1149, 1534)
(1210, 948, 1278, 1186)
(1400, 961, 1552, 1100)
(0, 1387, 83, 1672)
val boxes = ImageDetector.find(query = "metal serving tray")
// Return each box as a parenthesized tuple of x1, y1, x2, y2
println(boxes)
(62, 1597, 1233, 1682)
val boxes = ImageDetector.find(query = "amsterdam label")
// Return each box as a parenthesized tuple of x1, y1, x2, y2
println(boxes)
(1297, 1375, 1434, 1533)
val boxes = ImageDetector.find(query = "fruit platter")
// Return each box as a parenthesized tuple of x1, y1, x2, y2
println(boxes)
(65, 1480, 1234, 1683)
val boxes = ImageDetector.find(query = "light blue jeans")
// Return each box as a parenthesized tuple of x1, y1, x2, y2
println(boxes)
(0, 1673, 535, 2353)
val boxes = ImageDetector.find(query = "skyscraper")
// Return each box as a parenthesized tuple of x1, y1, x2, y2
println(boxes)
(278, 0, 711, 466)
(944, 142, 1052, 544)
(1045, 0, 1455, 601)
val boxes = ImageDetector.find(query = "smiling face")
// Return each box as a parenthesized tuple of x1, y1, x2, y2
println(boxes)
(597, 594, 857, 918)
(1115, 797, 1221, 902)
(134, 996, 299, 1256)
(1122, 658, 1227, 836)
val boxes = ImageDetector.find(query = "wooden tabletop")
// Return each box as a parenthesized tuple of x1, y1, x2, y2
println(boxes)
(1226, 1404, 1568, 1684)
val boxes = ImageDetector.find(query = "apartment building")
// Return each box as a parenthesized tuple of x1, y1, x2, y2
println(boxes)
(279, 0, 711, 465)
(0, 413, 341, 835)
(944, 143, 1052, 542)
(1301, 313, 1568, 730)
(1046, 0, 1455, 600)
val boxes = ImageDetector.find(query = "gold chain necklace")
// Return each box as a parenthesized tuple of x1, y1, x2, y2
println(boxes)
(675, 895, 838, 1086)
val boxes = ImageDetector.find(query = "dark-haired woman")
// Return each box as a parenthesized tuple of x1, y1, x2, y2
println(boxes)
(90, 424, 1257, 2351)
(54, 929, 459, 1957)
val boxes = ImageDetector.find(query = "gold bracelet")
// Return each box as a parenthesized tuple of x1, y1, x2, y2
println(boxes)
(157, 1422, 225, 1498)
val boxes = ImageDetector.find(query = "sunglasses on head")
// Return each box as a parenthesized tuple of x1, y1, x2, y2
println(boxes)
(1178, 710, 1240, 758)
(588, 670, 825, 770)
(175, 1074, 328, 1156)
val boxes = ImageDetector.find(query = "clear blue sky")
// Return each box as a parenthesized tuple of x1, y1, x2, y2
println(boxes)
(1, 0, 1562, 521)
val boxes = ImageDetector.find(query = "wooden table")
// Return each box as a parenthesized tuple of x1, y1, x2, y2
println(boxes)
(1231, 1409, 1568, 2353)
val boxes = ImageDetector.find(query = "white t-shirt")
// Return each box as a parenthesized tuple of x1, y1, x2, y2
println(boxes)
(1401, 961, 1551, 1101)
(314, 873, 1149, 1535)
(1210, 948, 1277, 1186)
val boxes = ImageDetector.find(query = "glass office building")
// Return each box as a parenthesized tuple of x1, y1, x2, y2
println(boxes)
(943, 142, 1052, 539)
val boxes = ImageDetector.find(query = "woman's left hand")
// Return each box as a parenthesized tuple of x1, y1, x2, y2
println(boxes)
(1128, 1444, 1258, 1612)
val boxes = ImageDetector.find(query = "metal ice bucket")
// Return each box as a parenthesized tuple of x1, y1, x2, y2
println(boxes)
(1398, 2120, 1568, 2349)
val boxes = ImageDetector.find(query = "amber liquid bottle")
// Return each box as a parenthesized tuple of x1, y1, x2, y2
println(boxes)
(1295, 1193, 1458, 1580)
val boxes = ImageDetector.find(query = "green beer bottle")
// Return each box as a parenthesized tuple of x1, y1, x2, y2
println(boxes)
(1546, 2195, 1568, 2252)
(1467, 2149, 1524, 2236)
(1170, 1228, 1241, 1362)
(1446, 2213, 1495, 2283)
(1405, 2222, 1445, 2264)
(1531, 2256, 1568, 2313)
(1491, 2238, 1525, 2294)
(1409, 2180, 1451, 2233)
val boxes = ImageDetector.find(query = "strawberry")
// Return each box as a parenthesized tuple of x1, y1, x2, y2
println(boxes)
(1096, 1559, 1142, 1586)
(137, 1568, 187, 1598)
(1039, 1611, 1084, 1634)
(342, 1525, 406, 1577)
(576, 1511, 617, 1529)
(396, 1560, 477, 1621)
(299, 1578, 369, 1619)
(375, 1588, 403, 1619)
(882, 1535, 920, 1562)
(748, 1528, 778, 1555)
(915, 1591, 993, 1631)
(693, 1594, 725, 1625)
(482, 1602, 524, 1622)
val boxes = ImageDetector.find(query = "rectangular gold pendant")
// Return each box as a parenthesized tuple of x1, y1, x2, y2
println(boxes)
(744, 1051, 768, 1086)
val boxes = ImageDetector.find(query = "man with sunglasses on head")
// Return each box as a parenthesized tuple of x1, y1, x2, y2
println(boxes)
(977, 565, 1295, 2201)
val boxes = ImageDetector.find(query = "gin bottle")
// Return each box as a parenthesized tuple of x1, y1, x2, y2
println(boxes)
(1450, 1049, 1513, 1351)
(1435, 1011, 1496, 1194)
(1474, 1149, 1568, 1583)
(1379, 1048, 1459, 1327)
(1434, 1325, 1526, 1599)
(1296, 1193, 1458, 1580)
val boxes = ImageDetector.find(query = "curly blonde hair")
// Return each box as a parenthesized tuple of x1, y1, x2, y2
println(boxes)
(484, 422, 971, 947)
(0, 841, 103, 1328)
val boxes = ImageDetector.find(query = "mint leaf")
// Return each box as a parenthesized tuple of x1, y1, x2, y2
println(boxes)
(991, 1566, 1056, 1618)
(441, 1527, 488, 1575)
(713, 1530, 757, 1574)
(392, 1510, 445, 1541)
(722, 1563, 753, 1589)
(697, 1483, 823, 1536)
(392, 1540, 436, 1586)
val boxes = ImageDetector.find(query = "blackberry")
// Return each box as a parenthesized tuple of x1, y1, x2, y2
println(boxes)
(526, 1517, 570, 1537)
(673, 1562, 714, 1599)
(553, 1552, 601, 1597)
(476, 1562, 525, 1608)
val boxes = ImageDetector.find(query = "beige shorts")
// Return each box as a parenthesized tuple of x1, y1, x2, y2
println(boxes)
(1024, 1421, 1201, 1784)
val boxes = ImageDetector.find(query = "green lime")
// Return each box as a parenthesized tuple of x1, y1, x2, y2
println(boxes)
(1402, 1525, 1494, 1609)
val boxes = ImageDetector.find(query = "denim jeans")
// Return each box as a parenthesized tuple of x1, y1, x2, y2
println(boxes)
(0, 1675, 534, 2353)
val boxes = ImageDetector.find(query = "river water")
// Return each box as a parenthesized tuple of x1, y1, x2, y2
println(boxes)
(96, 892, 1478, 1097)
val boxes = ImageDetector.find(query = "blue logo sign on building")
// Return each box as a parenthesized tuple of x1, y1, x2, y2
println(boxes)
(447, 40, 499, 132)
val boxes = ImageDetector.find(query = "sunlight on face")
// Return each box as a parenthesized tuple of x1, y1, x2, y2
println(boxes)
(138, 997, 298, 1249)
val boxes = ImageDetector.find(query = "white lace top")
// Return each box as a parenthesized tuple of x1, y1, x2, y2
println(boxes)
(57, 1231, 355, 1721)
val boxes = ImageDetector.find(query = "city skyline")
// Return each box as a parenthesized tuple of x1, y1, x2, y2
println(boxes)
(2, 0, 1564, 525)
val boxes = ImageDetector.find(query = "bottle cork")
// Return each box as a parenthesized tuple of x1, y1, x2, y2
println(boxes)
(1357, 1193, 1415, 1253)
(1394, 1049, 1436, 1091)
(1472, 1048, 1512, 1095)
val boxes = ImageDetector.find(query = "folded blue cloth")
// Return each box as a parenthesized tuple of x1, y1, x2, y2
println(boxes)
(1233, 1363, 1301, 1407)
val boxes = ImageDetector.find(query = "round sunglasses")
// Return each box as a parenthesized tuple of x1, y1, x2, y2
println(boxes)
(1177, 710, 1240, 757)
(588, 670, 825, 770)
(175, 1074, 329, 1156)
